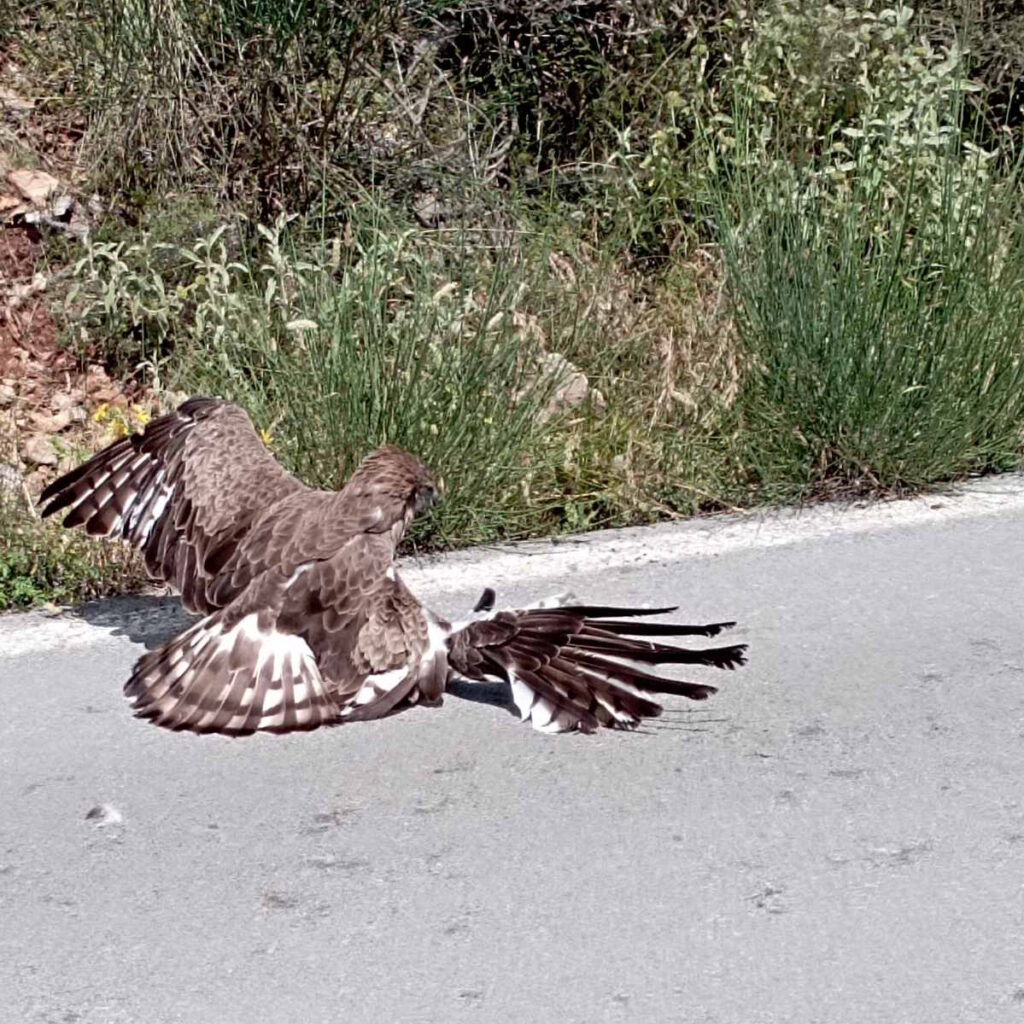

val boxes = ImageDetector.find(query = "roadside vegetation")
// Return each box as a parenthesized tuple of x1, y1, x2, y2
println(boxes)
(2, 0, 1023, 607)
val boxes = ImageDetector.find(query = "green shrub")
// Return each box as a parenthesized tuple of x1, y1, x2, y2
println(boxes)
(10, 0, 1024, 615)
(63, 0, 401, 212)
(0, 498, 144, 611)
(715, 133, 1024, 496)
(64, 204, 625, 545)
(603, 1, 1008, 262)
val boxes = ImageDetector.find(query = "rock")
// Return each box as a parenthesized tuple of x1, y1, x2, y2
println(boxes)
(4, 271, 47, 312)
(32, 406, 83, 432)
(85, 804, 123, 827)
(550, 357, 588, 409)
(413, 191, 448, 228)
(50, 408, 75, 432)
(0, 88, 34, 120)
(21, 434, 57, 466)
(20, 192, 92, 242)
(30, 411, 57, 432)
(0, 382, 15, 407)
(86, 365, 119, 401)
(29, 408, 80, 432)
(535, 352, 605, 420)
(7, 168, 60, 207)
(0, 193, 25, 218)
(50, 194, 73, 218)
(51, 390, 85, 412)
(0, 462, 29, 509)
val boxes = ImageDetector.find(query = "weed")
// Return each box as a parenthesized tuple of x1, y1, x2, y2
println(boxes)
(6, 0, 1024, 613)
(0, 498, 145, 611)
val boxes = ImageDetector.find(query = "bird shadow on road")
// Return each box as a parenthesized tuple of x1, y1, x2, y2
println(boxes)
(68, 593, 520, 716)
(445, 680, 518, 717)
(72, 593, 197, 651)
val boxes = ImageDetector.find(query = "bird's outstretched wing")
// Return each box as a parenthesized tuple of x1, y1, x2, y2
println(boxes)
(446, 604, 745, 733)
(39, 397, 306, 612)
(40, 400, 437, 613)
(122, 535, 440, 734)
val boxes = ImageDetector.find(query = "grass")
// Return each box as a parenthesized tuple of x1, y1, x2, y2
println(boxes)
(5, 1, 1024, 608)
(713, 132, 1024, 501)
(63, 200, 732, 547)
(0, 499, 144, 611)
(171, 213, 569, 546)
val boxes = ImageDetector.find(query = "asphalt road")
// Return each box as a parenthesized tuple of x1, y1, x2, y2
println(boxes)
(3, 479, 1024, 1024)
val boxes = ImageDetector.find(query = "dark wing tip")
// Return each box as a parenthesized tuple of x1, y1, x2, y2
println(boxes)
(711, 643, 747, 670)
(561, 604, 679, 619)
(687, 684, 717, 700)
(39, 468, 83, 509)
(703, 620, 737, 637)
(38, 482, 60, 506)
(585, 619, 739, 639)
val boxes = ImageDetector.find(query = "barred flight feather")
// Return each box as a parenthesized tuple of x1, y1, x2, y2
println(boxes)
(446, 605, 745, 734)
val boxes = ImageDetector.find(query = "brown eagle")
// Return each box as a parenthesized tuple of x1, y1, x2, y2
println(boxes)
(40, 397, 746, 735)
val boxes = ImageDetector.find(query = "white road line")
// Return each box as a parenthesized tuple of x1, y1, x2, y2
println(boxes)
(4, 474, 1024, 660)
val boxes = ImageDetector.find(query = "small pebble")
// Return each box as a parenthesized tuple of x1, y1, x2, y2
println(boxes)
(85, 804, 123, 827)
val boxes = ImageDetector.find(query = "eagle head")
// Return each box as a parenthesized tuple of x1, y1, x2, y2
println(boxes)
(344, 445, 441, 532)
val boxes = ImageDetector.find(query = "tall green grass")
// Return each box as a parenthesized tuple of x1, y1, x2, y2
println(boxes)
(162, 215, 576, 546)
(713, 138, 1024, 499)
(64, 0, 397, 211)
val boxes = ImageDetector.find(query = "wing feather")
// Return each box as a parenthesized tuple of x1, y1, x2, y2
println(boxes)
(446, 606, 745, 733)
(40, 397, 306, 613)
(123, 535, 435, 735)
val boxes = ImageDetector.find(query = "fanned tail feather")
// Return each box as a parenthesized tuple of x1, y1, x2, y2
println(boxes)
(447, 605, 746, 734)
(124, 608, 343, 735)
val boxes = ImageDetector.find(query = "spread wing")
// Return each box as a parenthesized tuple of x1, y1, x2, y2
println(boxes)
(123, 535, 437, 734)
(39, 397, 306, 612)
(446, 605, 746, 733)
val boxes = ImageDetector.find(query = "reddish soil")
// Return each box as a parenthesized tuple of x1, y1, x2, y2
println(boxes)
(0, 224, 69, 381)
(0, 222, 146, 496)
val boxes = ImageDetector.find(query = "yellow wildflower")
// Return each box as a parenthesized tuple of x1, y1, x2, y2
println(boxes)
(131, 405, 151, 427)
(92, 402, 110, 423)
(259, 428, 274, 448)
